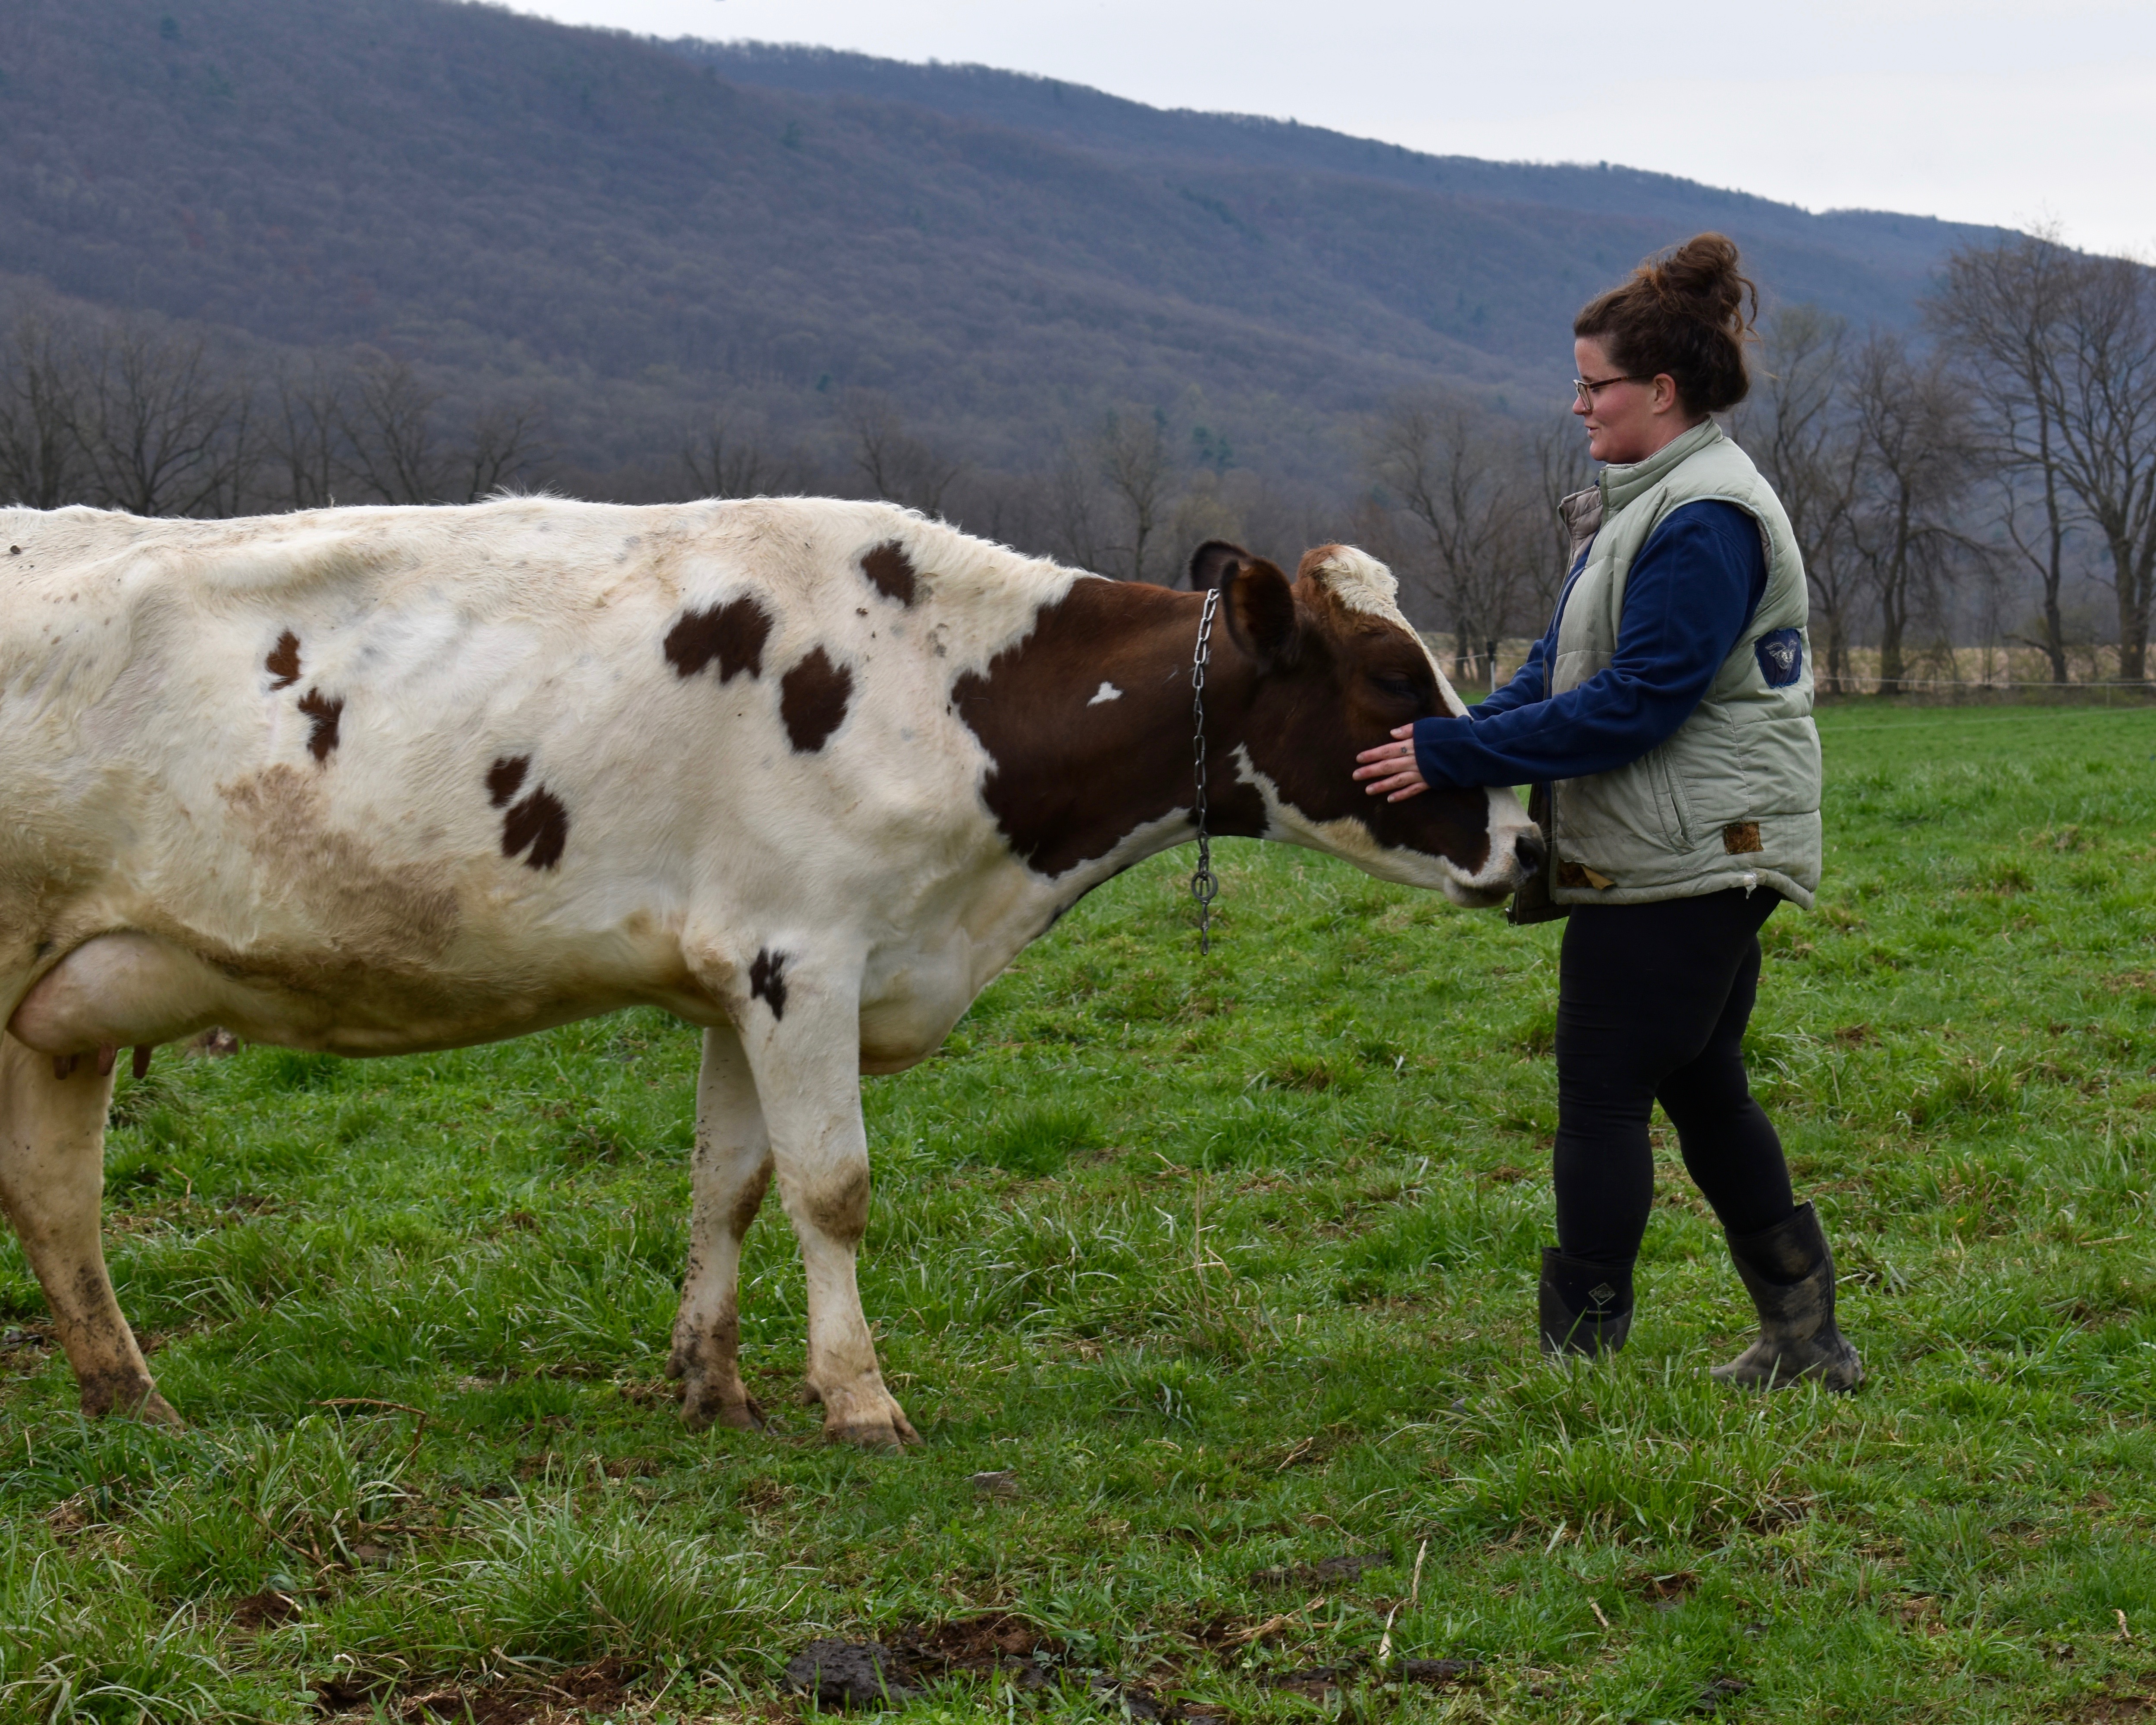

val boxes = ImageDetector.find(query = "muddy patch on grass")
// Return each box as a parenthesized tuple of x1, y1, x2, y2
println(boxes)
(1247, 1552, 1388, 1590)
(229, 1588, 304, 1632)
(785, 1617, 1200, 1718)
(317, 1657, 639, 1722)
(786, 1615, 1065, 1708)
(1260, 1657, 1482, 1700)
(2066, 1688, 2156, 1722)
(1631, 1570, 1699, 1609)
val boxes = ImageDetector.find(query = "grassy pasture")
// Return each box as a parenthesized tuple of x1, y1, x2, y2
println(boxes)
(2, 703, 2153, 1723)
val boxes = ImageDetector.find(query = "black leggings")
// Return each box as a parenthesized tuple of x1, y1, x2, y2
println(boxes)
(1553, 887, 1796, 1267)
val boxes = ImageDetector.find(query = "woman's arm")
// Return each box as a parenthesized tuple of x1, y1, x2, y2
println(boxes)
(1402, 501, 1767, 793)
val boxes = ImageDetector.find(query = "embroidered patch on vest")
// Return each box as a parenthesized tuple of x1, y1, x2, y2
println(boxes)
(1558, 862, 1615, 891)
(1723, 822, 1764, 855)
(1755, 627, 1804, 688)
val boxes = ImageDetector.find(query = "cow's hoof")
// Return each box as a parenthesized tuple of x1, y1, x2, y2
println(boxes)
(826, 1409, 922, 1452)
(82, 1380, 183, 1427)
(683, 1392, 768, 1435)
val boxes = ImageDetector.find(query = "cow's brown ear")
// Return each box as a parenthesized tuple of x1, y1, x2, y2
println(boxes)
(1223, 556, 1300, 671)
(1187, 539, 1251, 592)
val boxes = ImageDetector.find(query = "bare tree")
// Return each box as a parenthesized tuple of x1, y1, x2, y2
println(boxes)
(843, 391, 961, 519)
(1094, 408, 1175, 582)
(1742, 306, 1866, 692)
(337, 355, 543, 506)
(2051, 254, 2156, 681)
(1527, 409, 1593, 617)
(1369, 393, 1533, 677)
(682, 411, 807, 499)
(459, 402, 545, 504)
(338, 358, 446, 505)
(74, 320, 253, 517)
(266, 359, 349, 512)
(1930, 235, 2087, 682)
(0, 316, 91, 509)
(1845, 334, 1977, 694)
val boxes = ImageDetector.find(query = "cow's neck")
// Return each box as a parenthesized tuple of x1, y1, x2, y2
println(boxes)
(951, 577, 1269, 897)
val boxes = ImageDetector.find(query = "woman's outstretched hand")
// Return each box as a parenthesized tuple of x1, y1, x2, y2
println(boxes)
(1353, 725, 1429, 801)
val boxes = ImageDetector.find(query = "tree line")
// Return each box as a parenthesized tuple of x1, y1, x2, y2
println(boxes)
(6, 233, 2153, 691)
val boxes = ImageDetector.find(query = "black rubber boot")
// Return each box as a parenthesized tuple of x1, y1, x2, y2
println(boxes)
(1711, 1201, 1862, 1391)
(1538, 1248, 1634, 1358)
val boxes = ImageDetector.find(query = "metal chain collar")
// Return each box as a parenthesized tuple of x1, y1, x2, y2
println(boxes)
(1190, 587, 1222, 955)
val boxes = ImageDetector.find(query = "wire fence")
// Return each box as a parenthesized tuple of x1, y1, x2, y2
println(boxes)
(1426, 638, 2156, 708)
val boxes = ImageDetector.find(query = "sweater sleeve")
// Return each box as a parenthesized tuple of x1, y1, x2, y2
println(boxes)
(1411, 500, 1767, 790)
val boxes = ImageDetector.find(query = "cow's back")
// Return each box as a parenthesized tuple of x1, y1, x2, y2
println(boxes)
(0, 498, 1077, 1043)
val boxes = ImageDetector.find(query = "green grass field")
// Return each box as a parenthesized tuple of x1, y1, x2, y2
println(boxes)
(3, 703, 2154, 1724)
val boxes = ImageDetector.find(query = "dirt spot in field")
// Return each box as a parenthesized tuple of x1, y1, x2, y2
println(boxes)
(1482, 1164, 1530, 1184)
(1631, 1570, 1699, 1606)
(785, 1641, 916, 1710)
(1261, 1658, 1482, 1701)
(736, 1476, 792, 1511)
(892, 1613, 1063, 1685)
(1690, 1676, 1749, 1715)
(2065, 1690, 2156, 1722)
(786, 1618, 1191, 1716)
(1248, 1553, 1388, 1590)
(230, 1588, 304, 1631)
(1833, 1022, 1875, 1045)
(317, 1657, 639, 1722)
(1893, 1594, 1946, 1635)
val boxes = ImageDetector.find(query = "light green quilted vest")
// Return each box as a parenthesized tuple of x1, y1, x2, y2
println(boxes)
(1548, 419, 1823, 908)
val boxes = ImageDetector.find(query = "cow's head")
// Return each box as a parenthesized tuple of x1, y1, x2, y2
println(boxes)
(1189, 539, 1543, 907)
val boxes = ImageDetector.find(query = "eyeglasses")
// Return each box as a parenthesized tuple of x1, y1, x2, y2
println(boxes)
(1573, 373, 1649, 406)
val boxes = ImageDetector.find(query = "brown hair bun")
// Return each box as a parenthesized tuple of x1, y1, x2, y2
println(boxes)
(1574, 232, 1759, 415)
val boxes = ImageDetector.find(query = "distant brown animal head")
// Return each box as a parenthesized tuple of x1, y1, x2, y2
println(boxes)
(1189, 539, 1542, 906)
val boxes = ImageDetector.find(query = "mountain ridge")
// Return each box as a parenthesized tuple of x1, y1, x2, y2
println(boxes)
(0, 0, 2006, 490)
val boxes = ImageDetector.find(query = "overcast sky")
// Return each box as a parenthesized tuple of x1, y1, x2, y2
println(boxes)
(504, 0, 2156, 259)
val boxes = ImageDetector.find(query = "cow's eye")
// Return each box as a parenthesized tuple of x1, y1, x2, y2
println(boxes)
(1372, 672, 1423, 701)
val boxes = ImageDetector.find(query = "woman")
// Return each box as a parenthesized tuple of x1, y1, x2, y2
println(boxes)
(1352, 234, 1859, 1390)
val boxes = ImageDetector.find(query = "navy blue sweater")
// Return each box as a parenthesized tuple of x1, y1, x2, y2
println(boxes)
(1411, 500, 1767, 790)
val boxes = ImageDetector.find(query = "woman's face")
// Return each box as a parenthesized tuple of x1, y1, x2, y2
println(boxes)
(1572, 336, 1694, 464)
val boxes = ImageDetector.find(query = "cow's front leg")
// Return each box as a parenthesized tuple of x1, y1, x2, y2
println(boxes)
(667, 1025, 774, 1432)
(739, 953, 919, 1450)
(0, 1034, 179, 1424)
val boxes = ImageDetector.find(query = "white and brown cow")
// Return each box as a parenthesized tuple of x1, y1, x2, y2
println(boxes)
(0, 497, 1538, 1446)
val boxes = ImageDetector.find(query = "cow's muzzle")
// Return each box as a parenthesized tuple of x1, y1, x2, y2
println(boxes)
(1512, 828, 1548, 884)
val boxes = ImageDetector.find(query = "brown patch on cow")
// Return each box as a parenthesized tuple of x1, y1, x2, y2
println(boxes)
(486, 755, 529, 807)
(748, 947, 788, 1019)
(861, 540, 920, 606)
(264, 630, 302, 689)
(805, 1167, 869, 1247)
(779, 647, 852, 752)
(731, 1159, 774, 1241)
(664, 595, 771, 682)
(952, 573, 1492, 883)
(219, 764, 460, 975)
(1723, 821, 1764, 855)
(296, 689, 343, 762)
(501, 787, 569, 871)
(953, 580, 1250, 877)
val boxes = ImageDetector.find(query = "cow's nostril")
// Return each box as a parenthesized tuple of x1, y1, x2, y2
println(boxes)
(1514, 831, 1547, 878)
